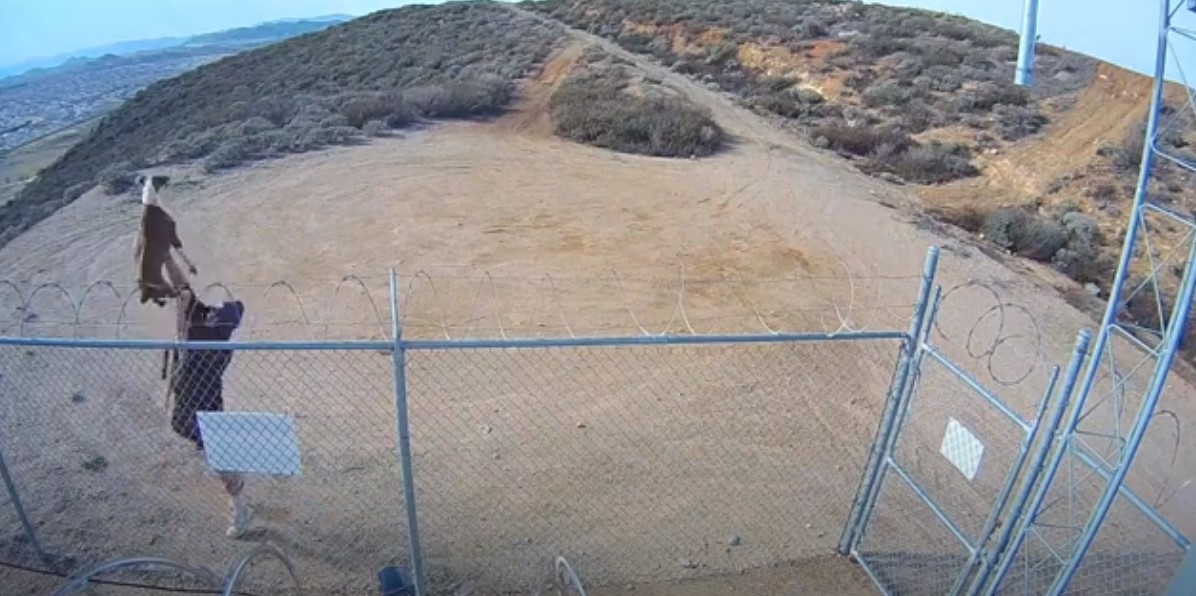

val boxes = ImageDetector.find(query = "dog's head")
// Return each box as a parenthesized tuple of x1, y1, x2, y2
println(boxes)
(137, 174, 171, 207)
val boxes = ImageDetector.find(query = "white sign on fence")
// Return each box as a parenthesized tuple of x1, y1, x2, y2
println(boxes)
(939, 417, 984, 482)
(197, 412, 303, 476)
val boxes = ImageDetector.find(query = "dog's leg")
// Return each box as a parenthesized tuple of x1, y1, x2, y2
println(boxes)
(163, 254, 191, 292)
(220, 472, 252, 538)
(174, 247, 198, 276)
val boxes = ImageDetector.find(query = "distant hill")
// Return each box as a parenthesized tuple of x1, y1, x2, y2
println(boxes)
(183, 17, 352, 46)
(0, 36, 188, 79)
(0, 1, 562, 246)
(264, 14, 354, 24)
(0, 15, 353, 81)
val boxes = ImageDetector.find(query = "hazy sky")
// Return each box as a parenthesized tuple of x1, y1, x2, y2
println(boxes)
(0, 0, 1193, 79)
(0, 0, 419, 63)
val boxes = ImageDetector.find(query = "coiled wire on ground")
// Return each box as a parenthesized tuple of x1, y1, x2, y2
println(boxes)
(44, 542, 300, 596)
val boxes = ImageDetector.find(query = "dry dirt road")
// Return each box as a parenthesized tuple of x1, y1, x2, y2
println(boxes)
(0, 16, 1192, 596)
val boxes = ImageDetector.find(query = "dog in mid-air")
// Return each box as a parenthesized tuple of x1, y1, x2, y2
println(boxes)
(134, 174, 197, 307)
(164, 286, 253, 538)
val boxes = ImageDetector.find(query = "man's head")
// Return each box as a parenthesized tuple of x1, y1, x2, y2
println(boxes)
(137, 174, 171, 207)
(191, 300, 246, 342)
(178, 288, 246, 342)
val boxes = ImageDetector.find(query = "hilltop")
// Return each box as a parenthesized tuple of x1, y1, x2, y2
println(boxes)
(3, 2, 1196, 592)
(0, 2, 562, 245)
(182, 16, 353, 46)
(3, 0, 1194, 318)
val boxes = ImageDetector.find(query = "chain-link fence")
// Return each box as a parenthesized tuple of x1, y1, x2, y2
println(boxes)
(0, 264, 929, 595)
(0, 333, 911, 594)
(3, 251, 1191, 595)
(0, 341, 405, 595)
(404, 338, 903, 592)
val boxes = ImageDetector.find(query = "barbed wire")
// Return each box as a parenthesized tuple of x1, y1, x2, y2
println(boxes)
(397, 260, 918, 339)
(1146, 409, 1192, 511)
(0, 265, 921, 341)
(930, 280, 1047, 388)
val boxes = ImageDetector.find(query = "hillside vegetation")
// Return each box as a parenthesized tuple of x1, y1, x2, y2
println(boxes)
(522, 0, 1196, 297)
(0, 1, 561, 246)
(525, 0, 1094, 184)
(5, 0, 1195, 309)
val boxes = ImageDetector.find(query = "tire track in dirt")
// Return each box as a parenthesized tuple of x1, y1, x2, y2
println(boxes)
(498, 41, 586, 137)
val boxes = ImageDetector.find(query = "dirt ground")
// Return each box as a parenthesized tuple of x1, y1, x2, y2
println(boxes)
(0, 22, 1193, 596)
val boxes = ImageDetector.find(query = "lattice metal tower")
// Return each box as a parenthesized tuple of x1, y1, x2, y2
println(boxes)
(1013, 0, 1196, 593)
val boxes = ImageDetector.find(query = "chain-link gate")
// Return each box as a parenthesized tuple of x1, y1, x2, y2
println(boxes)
(840, 277, 1093, 595)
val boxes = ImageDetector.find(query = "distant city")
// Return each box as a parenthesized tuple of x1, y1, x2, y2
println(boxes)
(0, 16, 351, 154)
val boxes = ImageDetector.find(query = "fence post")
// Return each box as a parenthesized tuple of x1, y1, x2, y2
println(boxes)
(390, 269, 427, 596)
(979, 330, 1093, 596)
(0, 440, 54, 570)
(837, 245, 939, 555)
(1164, 543, 1196, 596)
(950, 360, 1061, 596)
(966, 329, 1091, 596)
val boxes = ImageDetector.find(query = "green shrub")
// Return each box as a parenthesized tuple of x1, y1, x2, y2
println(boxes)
(1111, 121, 1147, 174)
(705, 42, 738, 65)
(203, 140, 249, 173)
(1011, 216, 1065, 261)
(862, 83, 911, 108)
(870, 141, 980, 184)
(363, 120, 388, 137)
(551, 68, 724, 158)
(96, 162, 137, 195)
(798, 20, 827, 39)
(794, 88, 825, 104)
(755, 87, 824, 119)
(814, 122, 913, 157)
(62, 182, 91, 202)
(921, 66, 963, 92)
(406, 77, 515, 119)
(982, 206, 1030, 250)
(917, 41, 966, 66)
(239, 116, 277, 136)
(1059, 211, 1102, 248)
(853, 34, 912, 58)
(762, 76, 796, 92)
(994, 104, 1049, 140)
(896, 101, 936, 134)
(955, 82, 1030, 112)
(341, 92, 408, 128)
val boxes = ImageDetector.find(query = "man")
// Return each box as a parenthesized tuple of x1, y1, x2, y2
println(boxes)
(166, 287, 252, 538)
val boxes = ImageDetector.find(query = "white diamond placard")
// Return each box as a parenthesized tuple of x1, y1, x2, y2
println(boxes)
(940, 417, 984, 482)
(197, 412, 302, 476)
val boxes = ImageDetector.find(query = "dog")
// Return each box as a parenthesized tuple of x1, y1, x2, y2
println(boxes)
(134, 174, 197, 307)
(164, 286, 252, 538)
